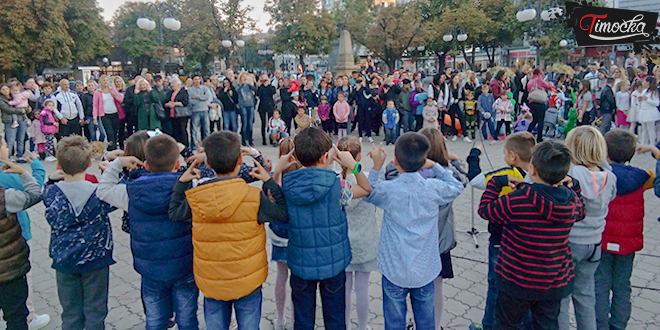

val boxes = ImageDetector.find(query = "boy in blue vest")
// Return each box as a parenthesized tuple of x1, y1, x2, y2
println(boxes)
(43, 136, 117, 330)
(364, 132, 464, 329)
(97, 134, 199, 330)
(281, 127, 372, 330)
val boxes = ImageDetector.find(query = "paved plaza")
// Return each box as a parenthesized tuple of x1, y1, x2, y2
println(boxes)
(2, 124, 660, 330)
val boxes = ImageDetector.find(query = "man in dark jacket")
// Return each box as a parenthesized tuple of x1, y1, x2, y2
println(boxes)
(120, 74, 142, 148)
(257, 75, 276, 145)
(351, 79, 374, 142)
(599, 77, 616, 135)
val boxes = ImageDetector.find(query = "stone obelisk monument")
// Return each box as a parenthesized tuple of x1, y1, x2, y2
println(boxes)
(334, 29, 359, 77)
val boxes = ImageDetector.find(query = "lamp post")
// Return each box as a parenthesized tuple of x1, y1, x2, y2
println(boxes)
(516, 2, 563, 68)
(136, 2, 181, 74)
(443, 25, 468, 70)
(223, 39, 245, 70)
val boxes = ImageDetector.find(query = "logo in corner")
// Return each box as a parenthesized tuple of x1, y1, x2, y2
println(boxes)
(565, 1, 659, 47)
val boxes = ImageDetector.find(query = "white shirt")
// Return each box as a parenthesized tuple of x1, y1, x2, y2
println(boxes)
(103, 92, 118, 114)
(53, 90, 84, 120)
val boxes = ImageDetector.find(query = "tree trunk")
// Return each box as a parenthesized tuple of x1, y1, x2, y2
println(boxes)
(384, 57, 396, 74)
(437, 52, 445, 75)
(299, 53, 305, 72)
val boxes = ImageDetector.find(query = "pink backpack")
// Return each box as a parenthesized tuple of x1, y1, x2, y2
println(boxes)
(40, 109, 59, 135)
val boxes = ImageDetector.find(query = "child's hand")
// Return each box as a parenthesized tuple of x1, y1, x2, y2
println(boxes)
(24, 151, 36, 164)
(274, 149, 298, 174)
(331, 144, 357, 170)
(179, 159, 201, 183)
(185, 152, 206, 165)
(105, 149, 124, 161)
(98, 161, 110, 172)
(368, 142, 387, 170)
(249, 160, 271, 182)
(118, 156, 143, 170)
(422, 159, 436, 169)
(447, 152, 459, 161)
(241, 146, 252, 156)
(636, 144, 660, 155)
(558, 176, 574, 188)
(49, 169, 65, 181)
(195, 141, 205, 154)
(0, 161, 25, 175)
(507, 175, 523, 189)
(264, 158, 273, 173)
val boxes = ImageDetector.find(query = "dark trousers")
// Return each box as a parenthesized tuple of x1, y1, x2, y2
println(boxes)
(171, 117, 190, 147)
(101, 113, 120, 151)
(494, 121, 511, 140)
(321, 119, 333, 133)
(119, 113, 138, 149)
(356, 107, 372, 137)
(56, 266, 109, 330)
(527, 102, 546, 142)
(291, 272, 346, 330)
(59, 116, 82, 137)
(496, 291, 561, 330)
(414, 114, 424, 131)
(259, 111, 271, 144)
(283, 114, 295, 136)
(577, 111, 591, 127)
(448, 105, 466, 136)
(0, 275, 28, 330)
(372, 107, 382, 135)
(160, 117, 173, 137)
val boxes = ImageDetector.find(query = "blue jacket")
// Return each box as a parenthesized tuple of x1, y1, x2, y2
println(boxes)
(44, 184, 115, 273)
(0, 160, 45, 241)
(478, 93, 495, 118)
(383, 107, 399, 129)
(127, 173, 194, 282)
(282, 167, 351, 280)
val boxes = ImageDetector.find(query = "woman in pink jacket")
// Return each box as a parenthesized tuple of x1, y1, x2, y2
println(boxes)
(526, 68, 554, 143)
(93, 74, 125, 150)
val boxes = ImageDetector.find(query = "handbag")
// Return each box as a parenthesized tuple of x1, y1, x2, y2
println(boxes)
(153, 100, 167, 120)
(528, 79, 548, 103)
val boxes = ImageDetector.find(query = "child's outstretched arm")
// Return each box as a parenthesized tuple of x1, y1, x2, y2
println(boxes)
(363, 143, 388, 207)
(427, 160, 464, 204)
(332, 144, 372, 198)
(249, 161, 289, 224)
(2, 162, 42, 213)
(97, 157, 143, 212)
(467, 147, 486, 190)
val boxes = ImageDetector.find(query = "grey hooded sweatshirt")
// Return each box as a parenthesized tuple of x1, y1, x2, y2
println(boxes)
(567, 164, 617, 245)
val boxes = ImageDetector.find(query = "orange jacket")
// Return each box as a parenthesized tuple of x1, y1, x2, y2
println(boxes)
(186, 178, 267, 301)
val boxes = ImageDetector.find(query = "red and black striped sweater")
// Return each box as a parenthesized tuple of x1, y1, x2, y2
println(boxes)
(478, 175, 586, 301)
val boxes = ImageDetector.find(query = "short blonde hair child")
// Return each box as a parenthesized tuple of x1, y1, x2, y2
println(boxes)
(565, 126, 607, 167)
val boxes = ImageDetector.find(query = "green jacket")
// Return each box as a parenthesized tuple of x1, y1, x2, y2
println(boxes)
(134, 90, 161, 131)
(0, 96, 25, 124)
(397, 88, 412, 112)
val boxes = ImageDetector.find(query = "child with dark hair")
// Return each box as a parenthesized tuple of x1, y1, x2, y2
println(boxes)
(168, 131, 290, 330)
(97, 134, 200, 330)
(364, 132, 463, 329)
(281, 127, 372, 330)
(599, 77, 616, 135)
(479, 140, 586, 330)
(595, 130, 658, 330)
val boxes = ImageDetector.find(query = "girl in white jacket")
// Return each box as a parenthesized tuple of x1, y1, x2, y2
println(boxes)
(636, 76, 660, 145)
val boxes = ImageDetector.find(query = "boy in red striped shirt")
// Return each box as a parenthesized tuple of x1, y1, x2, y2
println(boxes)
(478, 140, 586, 330)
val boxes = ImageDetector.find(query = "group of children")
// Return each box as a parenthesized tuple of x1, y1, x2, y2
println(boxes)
(1, 117, 659, 330)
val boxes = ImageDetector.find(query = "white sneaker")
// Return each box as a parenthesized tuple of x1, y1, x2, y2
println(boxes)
(28, 314, 50, 330)
(273, 319, 287, 330)
(359, 137, 363, 143)
(45, 156, 57, 162)
(464, 136, 472, 143)
(451, 135, 458, 142)
(368, 136, 374, 143)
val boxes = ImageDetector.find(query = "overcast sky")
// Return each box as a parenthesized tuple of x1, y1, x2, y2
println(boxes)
(98, 0, 271, 32)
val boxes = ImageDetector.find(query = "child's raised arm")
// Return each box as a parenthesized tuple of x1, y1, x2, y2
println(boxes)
(466, 146, 486, 190)
(97, 157, 143, 212)
(2, 161, 42, 213)
(332, 144, 372, 198)
(477, 175, 514, 224)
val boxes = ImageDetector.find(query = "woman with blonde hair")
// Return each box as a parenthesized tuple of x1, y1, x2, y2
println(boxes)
(93, 74, 125, 150)
(559, 126, 617, 330)
(113, 76, 126, 95)
(133, 78, 162, 130)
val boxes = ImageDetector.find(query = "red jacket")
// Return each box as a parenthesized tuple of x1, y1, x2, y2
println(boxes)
(602, 163, 653, 255)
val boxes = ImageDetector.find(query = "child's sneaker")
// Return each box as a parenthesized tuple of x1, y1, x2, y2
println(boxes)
(469, 322, 484, 330)
(28, 314, 50, 330)
(451, 135, 458, 142)
(45, 156, 57, 162)
(490, 140, 498, 145)
(464, 136, 472, 143)
(11, 121, 18, 128)
(368, 136, 374, 143)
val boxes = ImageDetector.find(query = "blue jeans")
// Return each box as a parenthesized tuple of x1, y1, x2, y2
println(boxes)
(141, 273, 199, 330)
(86, 116, 107, 142)
(595, 251, 634, 330)
(191, 111, 210, 150)
(223, 111, 238, 132)
(5, 121, 27, 158)
(291, 272, 346, 330)
(384, 127, 396, 144)
(382, 275, 434, 330)
(400, 111, 413, 133)
(204, 286, 262, 330)
(239, 106, 255, 144)
(481, 118, 496, 140)
(483, 241, 499, 330)
(559, 243, 601, 330)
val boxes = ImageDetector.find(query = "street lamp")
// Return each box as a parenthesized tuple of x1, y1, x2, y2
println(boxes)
(443, 25, 468, 70)
(516, 2, 563, 67)
(136, 2, 181, 74)
(559, 39, 568, 47)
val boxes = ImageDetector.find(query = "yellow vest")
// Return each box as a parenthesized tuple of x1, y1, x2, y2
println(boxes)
(186, 178, 267, 301)
(485, 166, 525, 196)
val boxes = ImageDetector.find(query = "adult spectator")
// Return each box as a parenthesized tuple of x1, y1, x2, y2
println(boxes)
(121, 74, 141, 148)
(448, 74, 468, 142)
(81, 80, 105, 143)
(280, 78, 295, 135)
(626, 66, 638, 83)
(187, 75, 212, 149)
(226, 68, 236, 86)
(236, 72, 257, 146)
(0, 83, 27, 159)
(526, 68, 555, 143)
(490, 70, 509, 99)
(24, 78, 41, 111)
(153, 75, 172, 135)
(145, 72, 154, 86)
(165, 77, 190, 146)
(134, 78, 162, 130)
(584, 62, 600, 91)
(257, 74, 276, 145)
(323, 71, 334, 89)
(53, 78, 84, 137)
(93, 75, 124, 150)
(217, 78, 238, 132)
(271, 69, 282, 88)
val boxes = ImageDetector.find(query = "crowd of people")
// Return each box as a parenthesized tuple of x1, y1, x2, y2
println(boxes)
(1, 54, 660, 330)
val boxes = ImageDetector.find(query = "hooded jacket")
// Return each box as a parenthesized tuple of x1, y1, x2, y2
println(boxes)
(282, 167, 351, 280)
(185, 178, 268, 301)
(602, 163, 653, 255)
(479, 176, 586, 300)
(567, 165, 617, 245)
(126, 173, 193, 282)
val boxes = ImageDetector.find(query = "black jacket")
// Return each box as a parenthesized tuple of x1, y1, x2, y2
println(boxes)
(257, 85, 276, 113)
(165, 88, 190, 118)
(217, 87, 238, 112)
(79, 91, 94, 118)
(600, 85, 615, 114)
(123, 85, 137, 116)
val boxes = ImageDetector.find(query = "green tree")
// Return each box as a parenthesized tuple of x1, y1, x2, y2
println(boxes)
(0, 2, 36, 73)
(64, 0, 112, 63)
(435, 1, 491, 70)
(24, 0, 75, 73)
(264, 0, 335, 67)
(477, 0, 526, 66)
(112, 2, 162, 70)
